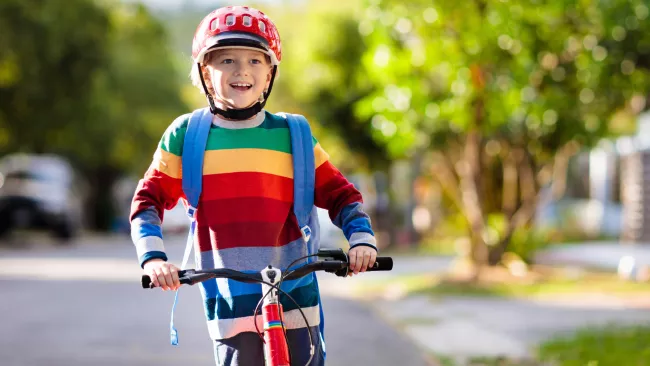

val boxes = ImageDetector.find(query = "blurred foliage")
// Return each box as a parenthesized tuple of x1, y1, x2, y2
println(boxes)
(0, 0, 186, 172)
(424, 211, 553, 262)
(355, 0, 650, 156)
(506, 227, 553, 264)
(263, 1, 393, 172)
(419, 212, 469, 253)
(0, 0, 110, 155)
(0, 0, 187, 228)
(337, 0, 650, 263)
(538, 325, 650, 366)
(91, 4, 188, 172)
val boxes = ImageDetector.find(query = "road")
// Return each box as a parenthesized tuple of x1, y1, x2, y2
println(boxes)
(0, 234, 434, 366)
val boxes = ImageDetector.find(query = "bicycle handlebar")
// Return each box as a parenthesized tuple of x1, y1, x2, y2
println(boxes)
(141, 250, 393, 289)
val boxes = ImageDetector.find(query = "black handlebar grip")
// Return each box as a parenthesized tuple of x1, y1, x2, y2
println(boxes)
(141, 275, 153, 289)
(141, 270, 189, 289)
(370, 257, 393, 271)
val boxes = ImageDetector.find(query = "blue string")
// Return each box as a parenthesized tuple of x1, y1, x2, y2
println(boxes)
(169, 219, 196, 346)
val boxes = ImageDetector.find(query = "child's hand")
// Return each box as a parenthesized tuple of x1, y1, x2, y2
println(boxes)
(143, 259, 181, 291)
(347, 246, 377, 276)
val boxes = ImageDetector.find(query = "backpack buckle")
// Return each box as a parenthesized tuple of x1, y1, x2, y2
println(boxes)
(186, 205, 197, 219)
(300, 225, 311, 242)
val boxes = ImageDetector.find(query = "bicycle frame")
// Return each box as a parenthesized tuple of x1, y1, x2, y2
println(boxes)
(260, 267, 291, 366)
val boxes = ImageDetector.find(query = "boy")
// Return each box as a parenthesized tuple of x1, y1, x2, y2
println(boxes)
(130, 6, 377, 366)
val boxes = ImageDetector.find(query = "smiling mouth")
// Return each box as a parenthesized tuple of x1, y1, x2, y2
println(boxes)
(230, 83, 252, 91)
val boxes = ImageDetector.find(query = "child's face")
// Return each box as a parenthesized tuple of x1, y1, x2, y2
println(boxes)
(203, 48, 273, 111)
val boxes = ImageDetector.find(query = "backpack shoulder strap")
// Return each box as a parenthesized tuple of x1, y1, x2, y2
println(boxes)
(275, 113, 325, 359)
(278, 112, 315, 242)
(171, 107, 212, 346)
(181, 108, 212, 216)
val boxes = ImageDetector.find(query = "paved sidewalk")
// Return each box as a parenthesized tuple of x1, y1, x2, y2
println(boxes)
(360, 242, 650, 364)
(373, 294, 650, 363)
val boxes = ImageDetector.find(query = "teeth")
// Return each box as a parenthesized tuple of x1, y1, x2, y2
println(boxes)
(232, 83, 251, 87)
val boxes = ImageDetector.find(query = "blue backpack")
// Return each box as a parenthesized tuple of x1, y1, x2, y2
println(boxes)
(170, 107, 325, 357)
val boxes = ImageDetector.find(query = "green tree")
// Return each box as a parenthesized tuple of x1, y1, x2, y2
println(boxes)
(0, 0, 188, 229)
(0, 0, 110, 153)
(350, 0, 650, 267)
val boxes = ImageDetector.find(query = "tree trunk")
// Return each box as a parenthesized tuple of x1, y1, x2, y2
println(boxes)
(551, 141, 581, 200)
(502, 147, 518, 217)
(458, 129, 488, 266)
(463, 75, 488, 268)
(487, 142, 580, 264)
(488, 200, 537, 265)
(488, 148, 538, 264)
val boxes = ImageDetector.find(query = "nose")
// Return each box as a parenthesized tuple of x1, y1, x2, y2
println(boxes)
(234, 62, 250, 76)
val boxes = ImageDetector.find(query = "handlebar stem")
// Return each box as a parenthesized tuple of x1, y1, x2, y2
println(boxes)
(260, 266, 281, 304)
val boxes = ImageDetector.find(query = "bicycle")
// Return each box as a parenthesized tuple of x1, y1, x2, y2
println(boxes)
(141, 248, 393, 366)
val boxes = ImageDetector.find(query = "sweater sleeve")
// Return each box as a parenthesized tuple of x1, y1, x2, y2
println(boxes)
(130, 114, 189, 267)
(312, 141, 376, 249)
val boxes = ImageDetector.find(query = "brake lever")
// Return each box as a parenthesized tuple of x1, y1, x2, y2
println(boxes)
(316, 248, 348, 262)
(317, 248, 349, 277)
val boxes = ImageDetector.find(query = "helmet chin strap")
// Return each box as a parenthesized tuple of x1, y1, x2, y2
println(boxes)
(198, 63, 277, 121)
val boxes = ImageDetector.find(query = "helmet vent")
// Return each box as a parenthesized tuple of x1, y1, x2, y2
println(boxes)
(226, 15, 235, 26)
(210, 18, 219, 31)
(243, 16, 252, 26)
(258, 21, 266, 33)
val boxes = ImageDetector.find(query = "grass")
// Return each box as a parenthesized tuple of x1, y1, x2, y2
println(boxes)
(429, 326, 650, 366)
(436, 354, 457, 366)
(427, 271, 650, 299)
(465, 356, 546, 366)
(434, 355, 543, 366)
(537, 325, 650, 366)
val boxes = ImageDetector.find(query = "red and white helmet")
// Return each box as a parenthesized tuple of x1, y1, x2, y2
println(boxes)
(192, 6, 281, 66)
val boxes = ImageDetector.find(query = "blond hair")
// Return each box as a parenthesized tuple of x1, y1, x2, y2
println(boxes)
(189, 52, 215, 96)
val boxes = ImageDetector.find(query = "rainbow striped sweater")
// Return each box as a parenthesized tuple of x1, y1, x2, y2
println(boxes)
(130, 110, 376, 340)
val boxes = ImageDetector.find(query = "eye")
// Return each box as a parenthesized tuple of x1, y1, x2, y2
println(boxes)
(251, 58, 262, 64)
(221, 58, 234, 64)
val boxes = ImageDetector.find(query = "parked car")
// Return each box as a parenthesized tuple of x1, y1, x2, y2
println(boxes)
(0, 154, 85, 242)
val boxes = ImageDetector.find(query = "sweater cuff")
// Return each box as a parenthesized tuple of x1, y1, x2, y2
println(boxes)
(136, 236, 167, 268)
(140, 252, 168, 268)
(349, 243, 378, 252)
(349, 232, 376, 248)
